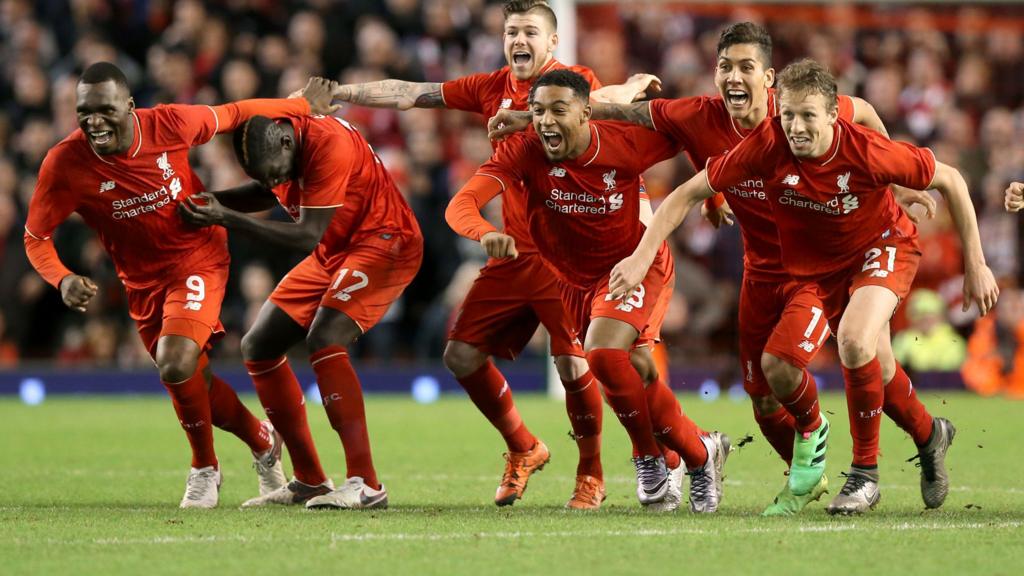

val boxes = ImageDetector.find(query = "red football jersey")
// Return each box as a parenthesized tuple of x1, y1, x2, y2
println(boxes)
(706, 116, 935, 280)
(477, 121, 679, 288)
(271, 115, 420, 270)
(28, 105, 233, 289)
(649, 89, 854, 281)
(441, 60, 602, 254)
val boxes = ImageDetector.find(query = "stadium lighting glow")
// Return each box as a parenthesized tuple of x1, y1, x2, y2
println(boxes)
(698, 379, 721, 402)
(411, 375, 440, 404)
(19, 378, 45, 406)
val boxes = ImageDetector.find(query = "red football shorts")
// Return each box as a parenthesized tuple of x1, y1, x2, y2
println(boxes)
(449, 252, 583, 359)
(815, 235, 922, 326)
(127, 255, 229, 356)
(271, 233, 423, 332)
(633, 246, 675, 349)
(560, 243, 672, 347)
(739, 277, 831, 398)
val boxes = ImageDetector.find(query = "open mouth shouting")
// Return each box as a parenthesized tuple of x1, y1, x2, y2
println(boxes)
(89, 130, 114, 147)
(512, 50, 532, 68)
(726, 89, 750, 109)
(540, 130, 563, 153)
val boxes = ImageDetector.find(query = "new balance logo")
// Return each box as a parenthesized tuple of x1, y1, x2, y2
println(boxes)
(798, 340, 815, 353)
(500, 98, 513, 109)
(782, 174, 800, 186)
(549, 167, 566, 177)
(183, 301, 202, 311)
(99, 180, 116, 193)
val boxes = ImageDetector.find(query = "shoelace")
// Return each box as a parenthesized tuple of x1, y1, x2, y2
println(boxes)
(184, 470, 215, 501)
(632, 456, 666, 490)
(838, 472, 871, 496)
(688, 469, 711, 501)
(572, 478, 600, 503)
(501, 453, 527, 488)
(907, 449, 938, 482)
(253, 450, 276, 476)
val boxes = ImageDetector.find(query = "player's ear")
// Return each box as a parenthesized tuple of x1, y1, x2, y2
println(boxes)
(548, 31, 558, 54)
(127, 97, 135, 112)
(764, 67, 775, 88)
(581, 103, 592, 124)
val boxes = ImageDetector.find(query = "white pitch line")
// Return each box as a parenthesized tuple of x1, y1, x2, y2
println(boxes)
(10, 521, 1022, 547)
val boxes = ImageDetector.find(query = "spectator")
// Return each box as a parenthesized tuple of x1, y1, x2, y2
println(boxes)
(893, 289, 966, 372)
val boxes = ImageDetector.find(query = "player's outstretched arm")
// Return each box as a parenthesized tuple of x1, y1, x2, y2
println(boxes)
(179, 192, 334, 254)
(609, 171, 715, 299)
(487, 91, 659, 141)
(929, 162, 999, 315)
(331, 80, 445, 110)
(211, 77, 339, 133)
(207, 183, 280, 213)
(1005, 182, 1024, 212)
(444, 174, 517, 259)
(590, 73, 662, 105)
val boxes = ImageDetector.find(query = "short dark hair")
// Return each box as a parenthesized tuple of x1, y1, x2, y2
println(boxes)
(717, 22, 773, 69)
(232, 116, 282, 171)
(776, 58, 838, 113)
(529, 69, 590, 104)
(503, 0, 557, 31)
(79, 61, 129, 90)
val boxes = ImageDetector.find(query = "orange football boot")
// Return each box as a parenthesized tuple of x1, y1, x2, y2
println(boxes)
(494, 441, 550, 506)
(565, 475, 606, 510)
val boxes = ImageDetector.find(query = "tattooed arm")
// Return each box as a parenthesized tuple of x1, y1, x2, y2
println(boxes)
(589, 102, 655, 129)
(331, 80, 445, 110)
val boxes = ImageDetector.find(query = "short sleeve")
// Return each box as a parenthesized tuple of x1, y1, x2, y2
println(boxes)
(867, 137, 937, 191)
(706, 121, 776, 193)
(629, 125, 682, 172)
(837, 95, 855, 123)
(25, 149, 78, 239)
(153, 104, 220, 147)
(570, 65, 603, 90)
(442, 71, 503, 114)
(297, 125, 358, 208)
(648, 97, 706, 150)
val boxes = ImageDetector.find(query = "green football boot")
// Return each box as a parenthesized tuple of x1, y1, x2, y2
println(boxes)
(789, 414, 829, 495)
(762, 473, 828, 516)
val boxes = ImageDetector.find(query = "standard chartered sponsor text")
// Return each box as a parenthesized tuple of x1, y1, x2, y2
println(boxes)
(778, 189, 840, 215)
(111, 186, 171, 220)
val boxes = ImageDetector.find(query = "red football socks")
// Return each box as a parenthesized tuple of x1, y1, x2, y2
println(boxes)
(245, 356, 327, 486)
(458, 360, 537, 453)
(162, 368, 217, 470)
(780, 370, 822, 434)
(884, 363, 934, 446)
(842, 357, 884, 468)
(644, 378, 707, 469)
(202, 352, 270, 454)
(587, 348, 660, 457)
(753, 404, 795, 465)
(562, 370, 603, 480)
(310, 345, 380, 489)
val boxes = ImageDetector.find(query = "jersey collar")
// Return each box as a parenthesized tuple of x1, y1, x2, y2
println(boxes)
(88, 111, 143, 165)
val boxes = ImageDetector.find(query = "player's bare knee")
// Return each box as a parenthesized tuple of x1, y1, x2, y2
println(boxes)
(240, 330, 271, 362)
(554, 354, 588, 382)
(443, 341, 485, 378)
(761, 352, 800, 391)
(751, 394, 781, 416)
(837, 332, 874, 368)
(629, 349, 657, 385)
(156, 353, 198, 384)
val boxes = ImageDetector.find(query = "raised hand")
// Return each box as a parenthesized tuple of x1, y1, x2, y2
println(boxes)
(297, 77, 342, 115)
(1005, 182, 1024, 213)
(487, 109, 532, 141)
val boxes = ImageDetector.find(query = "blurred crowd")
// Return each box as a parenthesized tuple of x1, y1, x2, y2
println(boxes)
(1, 1, 1022, 395)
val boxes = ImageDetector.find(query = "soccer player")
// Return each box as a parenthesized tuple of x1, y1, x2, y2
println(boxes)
(490, 22, 936, 515)
(179, 111, 423, 510)
(450, 68, 730, 512)
(24, 62, 339, 508)
(610, 58, 998, 515)
(329, 0, 667, 510)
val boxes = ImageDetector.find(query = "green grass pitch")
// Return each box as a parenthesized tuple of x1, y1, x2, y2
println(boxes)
(2, 390, 1022, 575)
